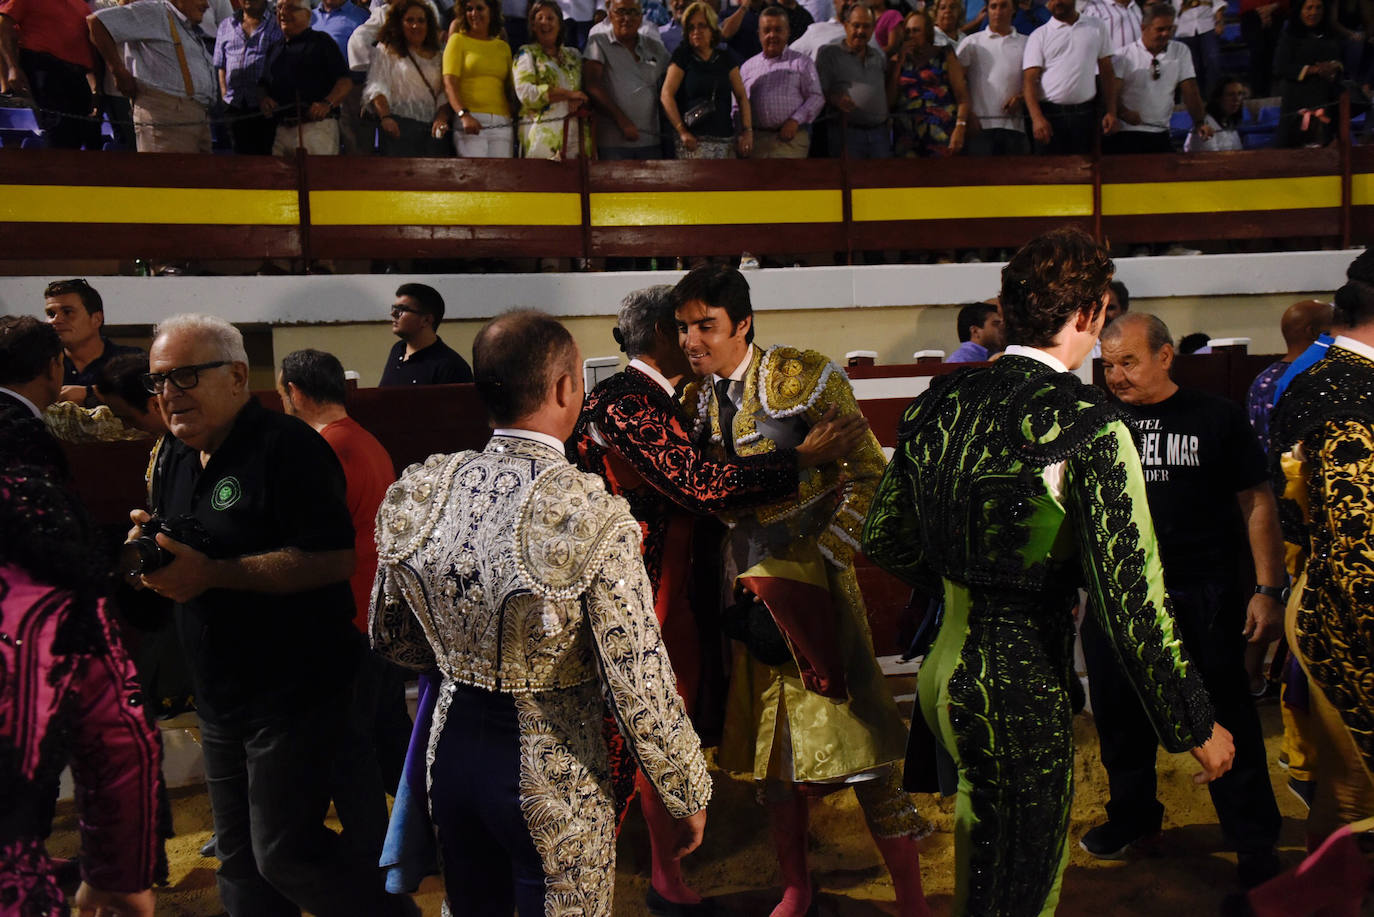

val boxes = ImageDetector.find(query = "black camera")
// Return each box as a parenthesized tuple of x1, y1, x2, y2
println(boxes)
(120, 514, 211, 579)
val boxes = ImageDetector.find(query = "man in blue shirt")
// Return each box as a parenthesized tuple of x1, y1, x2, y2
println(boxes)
(214, 0, 283, 154)
(310, 0, 369, 153)
(946, 301, 1005, 363)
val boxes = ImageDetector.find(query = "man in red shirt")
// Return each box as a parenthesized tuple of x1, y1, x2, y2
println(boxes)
(0, 0, 101, 148)
(278, 348, 412, 858)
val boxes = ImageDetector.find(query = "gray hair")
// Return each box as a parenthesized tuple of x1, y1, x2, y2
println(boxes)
(1101, 311, 1173, 353)
(283, 0, 313, 11)
(153, 314, 250, 369)
(1140, 1, 1176, 26)
(614, 285, 676, 358)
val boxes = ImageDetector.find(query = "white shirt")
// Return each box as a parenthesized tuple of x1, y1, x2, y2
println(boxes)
(957, 27, 1028, 131)
(0, 387, 41, 419)
(934, 26, 958, 47)
(1114, 38, 1194, 132)
(491, 427, 568, 453)
(588, 16, 665, 43)
(1171, 0, 1225, 38)
(1022, 14, 1112, 105)
(629, 357, 676, 396)
(1183, 113, 1241, 150)
(347, 0, 443, 71)
(802, 0, 836, 28)
(1333, 335, 1374, 364)
(1078, 0, 1141, 52)
(710, 348, 752, 411)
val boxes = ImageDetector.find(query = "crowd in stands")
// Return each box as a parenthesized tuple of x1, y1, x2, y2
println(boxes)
(0, 0, 1365, 158)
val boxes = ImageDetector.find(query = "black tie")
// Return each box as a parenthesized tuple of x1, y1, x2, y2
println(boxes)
(715, 378, 737, 456)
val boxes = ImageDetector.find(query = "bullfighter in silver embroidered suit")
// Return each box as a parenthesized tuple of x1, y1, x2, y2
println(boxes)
(370, 311, 712, 916)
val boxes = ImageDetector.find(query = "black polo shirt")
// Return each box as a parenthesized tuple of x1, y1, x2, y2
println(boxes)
(379, 337, 474, 387)
(151, 398, 357, 723)
(260, 27, 349, 121)
(64, 336, 145, 406)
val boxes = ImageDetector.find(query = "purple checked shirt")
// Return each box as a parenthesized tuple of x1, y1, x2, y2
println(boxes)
(214, 13, 284, 108)
(739, 46, 825, 129)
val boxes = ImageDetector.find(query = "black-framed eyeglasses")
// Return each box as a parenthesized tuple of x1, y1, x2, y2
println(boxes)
(390, 304, 423, 318)
(1149, 57, 1160, 80)
(141, 361, 231, 394)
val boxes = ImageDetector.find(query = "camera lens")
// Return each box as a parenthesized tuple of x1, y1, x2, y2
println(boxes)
(118, 537, 163, 578)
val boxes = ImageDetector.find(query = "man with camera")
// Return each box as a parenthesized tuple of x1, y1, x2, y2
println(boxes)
(127, 313, 404, 917)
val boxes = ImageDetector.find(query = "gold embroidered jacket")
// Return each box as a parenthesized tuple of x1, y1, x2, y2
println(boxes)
(684, 344, 888, 567)
(369, 436, 713, 819)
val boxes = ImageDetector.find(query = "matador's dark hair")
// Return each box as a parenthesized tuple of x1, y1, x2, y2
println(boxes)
(672, 265, 756, 344)
(472, 309, 577, 425)
(1334, 247, 1374, 328)
(1000, 228, 1115, 348)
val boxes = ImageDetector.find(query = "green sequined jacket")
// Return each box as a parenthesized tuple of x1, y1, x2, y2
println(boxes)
(862, 354, 1215, 753)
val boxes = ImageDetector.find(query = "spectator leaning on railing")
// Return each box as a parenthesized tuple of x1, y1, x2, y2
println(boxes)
(818, 2, 891, 157)
(1022, 0, 1117, 154)
(261, 0, 353, 156)
(213, 0, 283, 156)
(661, 2, 754, 158)
(585, 0, 670, 159)
(1274, 0, 1343, 147)
(957, 0, 1030, 155)
(740, 6, 825, 157)
(1107, 2, 1210, 153)
(312, 0, 370, 154)
(889, 9, 970, 156)
(365, 0, 452, 157)
(88, 0, 217, 154)
(444, 0, 517, 157)
(514, 0, 589, 159)
(1184, 74, 1247, 150)
(0, 0, 102, 150)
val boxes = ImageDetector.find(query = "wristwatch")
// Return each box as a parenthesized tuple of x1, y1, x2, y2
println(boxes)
(455, 108, 470, 119)
(1254, 584, 1290, 603)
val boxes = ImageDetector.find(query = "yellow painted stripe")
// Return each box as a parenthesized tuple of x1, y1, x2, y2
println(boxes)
(590, 190, 842, 227)
(853, 184, 1094, 221)
(1352, 172, 1374, 206)
(309, 190, 581, 226)
(0, 184, 299, 225)
(1102, 176, 1339, 216)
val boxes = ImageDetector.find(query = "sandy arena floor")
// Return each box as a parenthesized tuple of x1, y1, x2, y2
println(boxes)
(48, 703, 1337, 916)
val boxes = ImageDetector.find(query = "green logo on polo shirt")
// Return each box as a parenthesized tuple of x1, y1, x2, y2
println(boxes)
(211, 476, 242, 511)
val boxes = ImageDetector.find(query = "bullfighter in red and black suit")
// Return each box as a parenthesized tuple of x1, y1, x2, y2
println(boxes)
(572, 285, 866, 915)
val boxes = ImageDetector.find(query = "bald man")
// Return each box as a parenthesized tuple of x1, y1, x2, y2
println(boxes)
(1247, 299, 1336, 454)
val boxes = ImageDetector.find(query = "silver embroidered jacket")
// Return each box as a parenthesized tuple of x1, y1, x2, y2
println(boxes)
(369, 435, 713, 821)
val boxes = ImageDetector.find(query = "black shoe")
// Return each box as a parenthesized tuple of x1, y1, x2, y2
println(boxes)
(1287, 776, 1316, 809)
(200, 834, 218, 859)
(645, 887, 717, 916)
(1079, 820, 1161, 859)
(1236, 850, 1281, 889)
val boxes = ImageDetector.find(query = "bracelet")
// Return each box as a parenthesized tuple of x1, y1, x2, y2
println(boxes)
(955, 119, 967, 125)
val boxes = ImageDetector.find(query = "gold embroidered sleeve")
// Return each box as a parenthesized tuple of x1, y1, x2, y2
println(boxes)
(1317, 419, 1374, 628)
(584, 526, 712, 818)
(808, 367, 888, 568)
(43, 401, 148, 443)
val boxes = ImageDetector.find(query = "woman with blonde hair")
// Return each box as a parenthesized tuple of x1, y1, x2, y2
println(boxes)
(366, 0, 453, 156)
(513, 0, 590, 158)
(660, 1, 753, 158)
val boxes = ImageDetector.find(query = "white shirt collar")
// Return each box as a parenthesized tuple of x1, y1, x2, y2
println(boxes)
(1333, 335, 1374, 363)
(628, 358, 676, 397)
(0, 387, 42, 419)
(712, 347, 753, 386)
(491, 427, 567, 454)
(1003, 344, 1070, 374)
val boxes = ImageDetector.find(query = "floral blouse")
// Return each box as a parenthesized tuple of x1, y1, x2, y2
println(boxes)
(513, 42, 585, 159)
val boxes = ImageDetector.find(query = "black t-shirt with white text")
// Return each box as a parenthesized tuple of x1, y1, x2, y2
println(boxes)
(1118, 387, 1268, 583)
